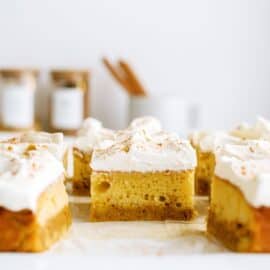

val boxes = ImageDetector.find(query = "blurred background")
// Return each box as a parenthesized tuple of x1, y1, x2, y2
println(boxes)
(0, 0, 269, 134)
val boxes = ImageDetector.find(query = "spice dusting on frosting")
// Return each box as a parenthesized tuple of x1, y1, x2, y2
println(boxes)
(91, 129, 196, 172)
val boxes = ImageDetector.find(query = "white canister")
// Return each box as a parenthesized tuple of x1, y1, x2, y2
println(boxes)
(129, 95, 192, 136)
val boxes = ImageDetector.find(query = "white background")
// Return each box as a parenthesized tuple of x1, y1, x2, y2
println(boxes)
(0, 0, 269, 130)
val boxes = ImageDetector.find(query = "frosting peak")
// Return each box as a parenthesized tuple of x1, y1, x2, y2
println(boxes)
(128, 116, 162, 134)
(77, 118, 103, 137)
(230, 116, 270, 140)
(74, 118, 115, 153)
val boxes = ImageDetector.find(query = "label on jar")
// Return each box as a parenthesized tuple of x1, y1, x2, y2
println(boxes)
(52, 88, 84, 129)
(1, 85, 34, 128)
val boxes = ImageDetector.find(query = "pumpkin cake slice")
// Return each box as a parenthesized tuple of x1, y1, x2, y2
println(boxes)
(72, 118, 115, 195)
(90, 129, 197, 221)
(0, 143, 71, 252)
(207, 140, 270, 252)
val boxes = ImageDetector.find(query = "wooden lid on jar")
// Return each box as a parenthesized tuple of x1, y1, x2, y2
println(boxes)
(0, 68, 39, 79)
(50, 69, 89, 88)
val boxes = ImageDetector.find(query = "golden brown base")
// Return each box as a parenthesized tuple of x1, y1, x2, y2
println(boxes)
(72, 148, 91, 195)
(72, 180, 90, 196)
(195, 178, 210, 196)
(90, 205, 193, 221)
(90, 170, 195, 222)
(207, 176, 270, 252)
(0, 205, 71, 252)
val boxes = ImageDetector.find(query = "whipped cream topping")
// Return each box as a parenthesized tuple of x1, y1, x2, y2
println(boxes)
(230, 116, 270, 140)
(91, 130, 196, 172)
(198, 132, 244, 153)
(0, 143, 64, 212)
(215, 140, 270, 207)
(74, 117, 115, 153)
(190, 117, 270, 153)
(189, 130, 207, 147)
(128, 116, 162, 134)
(77, 118, 103, 137)
(3, 131, 66, 161)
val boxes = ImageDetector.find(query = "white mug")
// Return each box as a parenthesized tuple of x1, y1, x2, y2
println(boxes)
(129, 95, 198, 136)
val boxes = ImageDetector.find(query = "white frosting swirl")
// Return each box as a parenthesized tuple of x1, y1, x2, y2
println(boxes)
(128, 116, 162, 134)
(74, 118, 115, 153)
(77, 118, 103, 137)
(91, 130, 196, 172)
(3, 131, 66, 161)
(230, 116, 270, 140)
(215, 140, 270, 207)
(198, 132, 243, 153)
(0, 143, 64, 212)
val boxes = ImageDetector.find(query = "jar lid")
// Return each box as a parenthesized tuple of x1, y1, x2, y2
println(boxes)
(51, 69, 88, 79)
(50, 69, 89, 88)
(0, 68, 39, 78)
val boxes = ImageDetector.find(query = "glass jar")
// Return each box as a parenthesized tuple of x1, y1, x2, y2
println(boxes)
(50, 69, 89, 135)
(0, 69, 39, 131)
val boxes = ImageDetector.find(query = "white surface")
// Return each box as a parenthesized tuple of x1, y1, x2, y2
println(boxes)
(0, 0, 270, 130)
(2, 255, 270, 270)
(52, 88, 84, 129)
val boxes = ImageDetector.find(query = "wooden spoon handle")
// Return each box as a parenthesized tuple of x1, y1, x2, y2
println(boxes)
(118, 60, 147, 96)
(102, 58, 136, 95)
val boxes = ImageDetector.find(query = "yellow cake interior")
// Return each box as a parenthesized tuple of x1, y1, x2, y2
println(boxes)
(207, 176, 270, 252)
(90, 170, 195, 221)
(0, 177, 71, 252)
(195, 148, 215, 196)
(72, 148, 92, 195)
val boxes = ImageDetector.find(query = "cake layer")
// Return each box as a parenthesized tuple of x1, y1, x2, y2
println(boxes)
(90, 170, 195, 221)
(92, 130, 196, 172)
(207, 176, 270, 252)
(0, 179, 71, 252)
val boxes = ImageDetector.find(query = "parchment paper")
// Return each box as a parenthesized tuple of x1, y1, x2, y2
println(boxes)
(49, 197, 227, 256)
